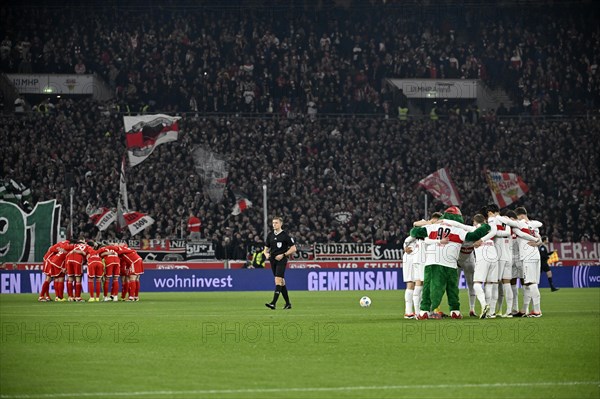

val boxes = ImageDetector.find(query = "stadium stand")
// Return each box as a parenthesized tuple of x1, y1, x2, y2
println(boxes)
(1, 1, 598, 259)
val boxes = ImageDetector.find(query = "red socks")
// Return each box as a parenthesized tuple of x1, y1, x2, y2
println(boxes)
(124, 280, 140, 298)
(121, 281, 128, 299)
(40, 280, 50, 298)
(55, 281, 64, 299)
(129, 281, 137, 298)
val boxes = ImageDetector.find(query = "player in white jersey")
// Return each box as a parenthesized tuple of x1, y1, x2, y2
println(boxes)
(442, 214, 498, 318)
(457, 239, 477, 317)
(472, 214, 500, 318)
(405, 212, 441, 318)
(402, 235, 417, 319)
(486, 204, 514, 317)
(504, 210, 522, 315)
(497, 207, 543, 317)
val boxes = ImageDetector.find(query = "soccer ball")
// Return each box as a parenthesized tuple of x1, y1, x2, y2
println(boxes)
(359, 296, 371, 307)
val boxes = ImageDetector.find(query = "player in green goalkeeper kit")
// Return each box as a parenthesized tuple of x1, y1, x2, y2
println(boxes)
(410, 206, 490, 319)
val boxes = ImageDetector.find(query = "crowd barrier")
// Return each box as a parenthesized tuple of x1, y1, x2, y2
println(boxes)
(1, 266, 599, 294)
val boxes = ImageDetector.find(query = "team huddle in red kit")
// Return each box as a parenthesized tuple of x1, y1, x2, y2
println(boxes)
(37, 239, 144, 302)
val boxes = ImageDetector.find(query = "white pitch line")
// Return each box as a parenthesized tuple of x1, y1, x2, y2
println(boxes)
(1, 380, 598, 398)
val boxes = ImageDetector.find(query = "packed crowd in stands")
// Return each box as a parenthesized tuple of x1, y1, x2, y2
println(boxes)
(1, 2, 599, 259)
(2, 100, 598, 259)
(1, 2, 598, 116)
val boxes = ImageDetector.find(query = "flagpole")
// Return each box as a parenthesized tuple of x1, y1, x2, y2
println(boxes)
(69, 187, 74, 239)
(424, 193, 428, 219)
(262, 180, 268, 242)
(116, 154, 128, 235)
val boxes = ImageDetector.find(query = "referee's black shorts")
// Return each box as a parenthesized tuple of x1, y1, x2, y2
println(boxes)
(270, 259, 287, 278)
(540, 261, 551, 273)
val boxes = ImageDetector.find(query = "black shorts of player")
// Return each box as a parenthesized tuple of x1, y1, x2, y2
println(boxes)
(540, 262, 551, 273)
(270, 258, 287, 278)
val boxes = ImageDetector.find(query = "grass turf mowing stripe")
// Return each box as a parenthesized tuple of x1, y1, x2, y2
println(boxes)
(1, 381, 599, 398)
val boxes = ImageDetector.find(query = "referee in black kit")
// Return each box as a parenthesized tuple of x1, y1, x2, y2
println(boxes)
(264, 216, 297, 310)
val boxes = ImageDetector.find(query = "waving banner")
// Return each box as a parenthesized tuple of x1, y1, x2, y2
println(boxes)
(87, 206, 116, 231)
(485, 170, 529, 208)
(418, 168, 462, 206)
(124, 114, 181, 167)
(123, 211, 155, 236)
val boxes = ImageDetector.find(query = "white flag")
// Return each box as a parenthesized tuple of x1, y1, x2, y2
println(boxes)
(87, 206, 116, 231)
(485, 170, 529, 208)
(124, 114, 181, 167)
(232, 198, 252, 216)
(123, 211, 155, 236)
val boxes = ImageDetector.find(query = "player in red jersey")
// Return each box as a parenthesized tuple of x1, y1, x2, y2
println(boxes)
(102, 243, 143, 301)
(40, 240, 75, 301)
(98, 243, 121, 301)
(123, 246, 144, 301)
(39, 246, 57, 301)
(119, 244, 143, 301)
(116, 243, 143, 301)
(84, 242, 104, 302)
(65, 241, 87, 301)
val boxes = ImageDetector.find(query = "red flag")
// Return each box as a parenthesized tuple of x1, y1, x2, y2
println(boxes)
(418, 168, 462, 206)
(485, 170, 529, 208)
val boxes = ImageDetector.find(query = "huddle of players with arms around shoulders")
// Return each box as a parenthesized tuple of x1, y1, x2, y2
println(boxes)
(37, 239, 144, 303)
(403, 204, 547, 321)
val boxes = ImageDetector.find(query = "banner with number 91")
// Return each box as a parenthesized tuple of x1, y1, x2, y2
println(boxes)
(0, 200, 61, 263)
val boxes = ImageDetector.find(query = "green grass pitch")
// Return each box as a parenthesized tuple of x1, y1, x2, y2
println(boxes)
(1, 289, 599, 398)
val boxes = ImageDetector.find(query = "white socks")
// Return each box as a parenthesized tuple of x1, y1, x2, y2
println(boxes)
(485, 283, 497, 314)
(465, 273, 476, 312)
(502, 283, 513, 315)
(530, 284, 541, 313)
(405, 289, 414, 314)
(496, 283, 504, 313)
(511, 284, 519, 313)
(522, 285, 531, 314)
(474, 282, 487, 308)
(412, 286, 422, 315)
